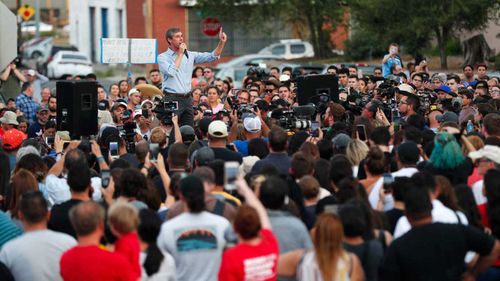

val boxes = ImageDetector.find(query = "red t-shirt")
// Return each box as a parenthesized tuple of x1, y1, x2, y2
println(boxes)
(60, 245, 135, 281)
(478, 203, 500, 267)
(219, 229, 279, 281)
(115, 232, 141, 279)
(468, 167, 483, 187)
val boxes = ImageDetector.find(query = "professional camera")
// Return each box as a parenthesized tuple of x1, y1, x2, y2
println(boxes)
(246, 66, 269, 80)
(154, 101, 178, 125)
(117, 109, 137, 153)
(272, 105, 315, 131)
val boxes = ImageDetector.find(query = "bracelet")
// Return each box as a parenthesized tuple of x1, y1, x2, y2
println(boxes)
(56, 151, 64, 155)
(143, 166, 150, 170)
(96, 156, 105, 162)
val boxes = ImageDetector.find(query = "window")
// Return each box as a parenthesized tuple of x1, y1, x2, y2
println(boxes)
(271, 45, 285, 55)
(291, 44, 306, 54)
(62, 54, 88, 61)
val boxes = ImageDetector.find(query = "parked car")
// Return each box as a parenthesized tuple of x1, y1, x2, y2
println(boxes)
(258, 39, 314, 60)
(21, 21, 54, 33)
(21, 37, 53, 60)
(47, 51, 93, 79)
(41, 45, 79, 74)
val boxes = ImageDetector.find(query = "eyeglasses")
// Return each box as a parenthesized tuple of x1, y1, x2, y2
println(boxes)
(265, 89, 274, 93)
(203, 70, 212, 74)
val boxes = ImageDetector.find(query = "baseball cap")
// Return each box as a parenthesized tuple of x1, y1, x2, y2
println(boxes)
(0, 111, 19, 125)
(191, 147, 215, 166)
(332, 133, 351, 149)
(279, 74, 290, 82)
(37, 105, 49, 113)
(243, 116, 261, 133)
(27, 69, 36, 76)
(113, 99, 128, 110)
(180, 125, 195, 136)
(128, 88, 140, 96)
(436, 112, 458, 123)
(141, 100, 154, 108)
(398, 84, 415, 95)
(397, 141, 420, 164)
(431, 73, 447, 84)
(434, 85, 451, 94)
(208, 120, 228, 138)
(133, 109, 143, 118)
(2, 129, 26, 150)
(469, 145, 500, 164)
(198, 117, 212, 135)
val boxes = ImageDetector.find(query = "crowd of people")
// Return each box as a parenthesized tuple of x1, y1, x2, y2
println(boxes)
(0, 33, 500, 281)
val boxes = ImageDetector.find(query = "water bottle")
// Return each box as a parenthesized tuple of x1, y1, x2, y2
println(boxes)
(466, 120, 474, 133)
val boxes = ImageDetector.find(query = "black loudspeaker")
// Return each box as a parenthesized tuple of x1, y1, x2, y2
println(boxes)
(56, 81, 98, 138)
(296, 74, 339, 105)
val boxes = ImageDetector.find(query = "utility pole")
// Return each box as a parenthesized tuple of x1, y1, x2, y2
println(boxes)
(16, 0, 22, 56)
(35, 0, 41, 38)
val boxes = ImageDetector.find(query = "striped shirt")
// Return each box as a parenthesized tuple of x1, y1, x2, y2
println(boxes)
(0, 211, 22, 249)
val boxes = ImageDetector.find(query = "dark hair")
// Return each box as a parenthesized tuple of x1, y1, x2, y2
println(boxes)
(7, 169, 38, 218)
(403, 126, 423, 144)
(20, 191, 48, 224)
(406, 94, 421, 112)
(405, 114, 426, 131)
(370, 127, 390, 145)
(269, 126, 288, 152)
(168, 143, 188, 168)
(134, 76, 147, 85)
(329, 155, 353, 187)
(411, 171, 436, 192)
(314, 159, 332, 193)
(317, 139, 333, 160)
(64, 149, 88, 172)
(0, 152, 9, 197)
(454, 184, 483, 230)
(364, 147, 386, 175)
(435, 175, 459, 211)
(138, 209, 165, 277)
(389, 177, 411, 202)
(208, 160, 224, 186)
(404, 185, 432, 221)
(165, 27, 181, 42)
(483, 113, 500, 137)
(259, 176, 287, 210)
(149, 68, 160, 74)
(338, 68, 349, 76)
(346, 198, 375, 240)
(67, 162, 91, 193)
(339, 202, 367, 237)
(14, 153, 47, 182)
(248, 138, 269, 159)
(291, 151, 314, 179)
(288, 131, 309, 155)
(118, 168, 148, 198)
(484, 169, 500, 239)
(463, 64, 473, 71)
(234, 205, 262, 239)
(180, 176, 205, 213)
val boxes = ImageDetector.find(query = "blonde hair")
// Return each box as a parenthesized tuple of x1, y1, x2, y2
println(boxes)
(108, 202, 139, 234)
(150, 127, 167, 147)
(312, 213, 347, 281)
(346, 139, 369, 166)
(463, 135, 484, 155)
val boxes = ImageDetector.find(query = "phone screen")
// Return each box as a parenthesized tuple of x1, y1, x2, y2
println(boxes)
(224, 162, 239, 191)
(311, 121, 320, 137)
(46, 136, 55, 146)
(383, 173, 394, 194)
(101, 169, 110, 188)
(109, 142, 119, 157)
(142, 109, 149, 118)
(357, 125, 367, 141)
(149, 143, 160, 162)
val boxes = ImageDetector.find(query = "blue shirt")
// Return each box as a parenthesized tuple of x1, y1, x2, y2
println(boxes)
(234, 137, 268, 157)
(382, 56, 402, 77)
(16, 92, 39, 124)
(158, 48, 219, 94)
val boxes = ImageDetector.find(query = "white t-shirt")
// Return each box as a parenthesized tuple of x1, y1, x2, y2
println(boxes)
(140, 250, 177, 281)
(472, 180, 487, 205)
(157, 211, 231, 281)
(367, 177, 394, 211)
(0, 229, 77, 281)
(391, 167, 418, 178)
(45, 175, 102, 206)
(393, 200, 469, 239)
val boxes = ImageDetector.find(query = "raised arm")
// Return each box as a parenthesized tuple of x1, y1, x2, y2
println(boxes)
(235, 176, 271, 229)
(213, 28, 227, 57)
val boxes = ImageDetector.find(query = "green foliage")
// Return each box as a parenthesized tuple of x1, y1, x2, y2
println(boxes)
(344, 29, 386, 60)
(196, 0, 346, 58)
(426, 37, 462, 57)
(349, 0, 498, 68)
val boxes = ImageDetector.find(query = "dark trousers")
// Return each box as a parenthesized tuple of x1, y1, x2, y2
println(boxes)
(163, 93, 194, 127)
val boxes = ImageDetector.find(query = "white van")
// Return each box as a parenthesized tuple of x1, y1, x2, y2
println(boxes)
(258, 39, 314, 60)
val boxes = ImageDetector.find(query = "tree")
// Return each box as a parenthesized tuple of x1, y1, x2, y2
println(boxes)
(195, 0, 346, 58)
(350, 0, 499, 69)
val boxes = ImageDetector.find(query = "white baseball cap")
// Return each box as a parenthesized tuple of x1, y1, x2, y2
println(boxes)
(208, 120, 228, 138)
(469, 145, 500, 164)
(243, 116, 261, 133)
(128, 88, 140, 96)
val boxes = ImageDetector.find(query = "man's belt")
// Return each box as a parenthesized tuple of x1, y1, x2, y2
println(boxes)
(163, 91, 191, 98)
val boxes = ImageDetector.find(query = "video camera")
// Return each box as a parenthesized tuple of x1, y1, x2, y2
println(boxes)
(117, 109, 137, 153)
(272, 105, 315, 131)
(154, 101, 178, 125)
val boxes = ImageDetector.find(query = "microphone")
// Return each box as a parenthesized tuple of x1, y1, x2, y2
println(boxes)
(184, 49, 189, 59)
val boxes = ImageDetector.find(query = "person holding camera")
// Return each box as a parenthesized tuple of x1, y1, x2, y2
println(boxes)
(158, 27, 227, 127)
(382, 43, 403, 78)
